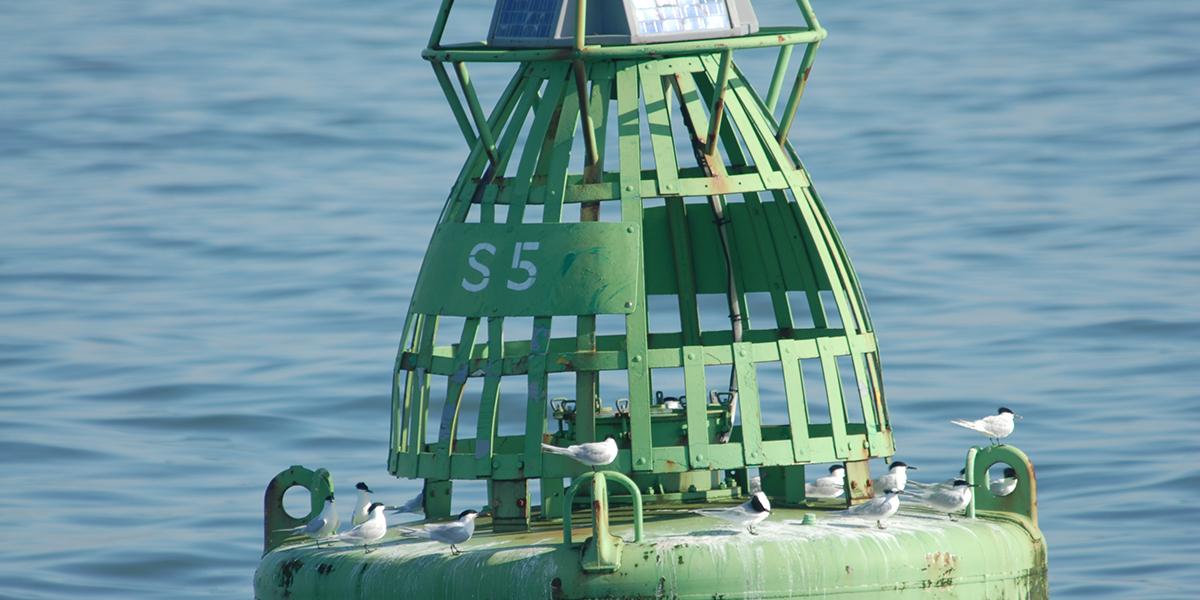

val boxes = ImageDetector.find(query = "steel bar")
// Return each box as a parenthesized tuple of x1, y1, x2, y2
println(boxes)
(776, 41, 819, 146)
(453, 62, 501, 168)
(765, 45, 794, 114)
(431, 61, 477, 149)
(704, 49, 733, 157)
(423, 26, 826, 64)
(427, 0, 456, 49)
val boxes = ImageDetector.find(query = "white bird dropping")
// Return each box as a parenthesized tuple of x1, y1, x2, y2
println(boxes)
(329, 502, 389, 553)
(694, 491, 773, 534)
(540, 435, 618, 469)
(952, 407, 1021, 445)
(351, 482, 374, 526)
(872, 461, 917, 492)
(837, 489, 903, 529)
(398, 509, 482, 555)
(282, 495, 340, 547)
(805, 465, 846, 499)
(910, 480, 977, 520)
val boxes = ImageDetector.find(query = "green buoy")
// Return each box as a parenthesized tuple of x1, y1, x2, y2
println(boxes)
(256, 0, 1048, 597)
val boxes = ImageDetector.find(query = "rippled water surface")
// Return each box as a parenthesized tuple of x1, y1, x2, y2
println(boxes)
(2, 1, 1197, 598)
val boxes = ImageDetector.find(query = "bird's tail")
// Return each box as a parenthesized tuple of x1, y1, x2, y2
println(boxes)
(393, 526, 432, 539)
(540, 443, 572, 456)
(387, 493, 424, 514)
(950, 419, 981, 431)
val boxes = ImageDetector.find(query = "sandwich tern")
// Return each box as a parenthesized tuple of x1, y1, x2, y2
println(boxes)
(907, 468, 966, 492)
(281, 494, 339, 547)
(397, 509, 482, 555)
(909, 480, 977, 520)
(872, 461, 917, 492)
(952, 407, 1021, 445)
(836, 489, 903, 529)
(693, 492, 772, 534)
(329, 502, 388, 553)
(351, 482, 374, 526)
(990, 467, 1018, 496)
(387, 490, 425, 515)
(540, 436, 618, 470)
(805, 465, 845, 499)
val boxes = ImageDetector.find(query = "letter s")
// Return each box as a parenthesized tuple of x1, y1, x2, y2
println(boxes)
(461, 243, 495, 292)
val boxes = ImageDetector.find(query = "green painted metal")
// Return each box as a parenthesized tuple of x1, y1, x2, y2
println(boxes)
(258, 1, 1049, 597)
(391, 0, 895, 500)
(409, 222, 642, 317)
(257, 476, 1046, 599)
(262, 466, 334, 555)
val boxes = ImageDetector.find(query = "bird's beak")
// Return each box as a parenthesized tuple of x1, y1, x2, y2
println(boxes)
(1015, 414, 1023, 418)
(909, 466, 919, 470)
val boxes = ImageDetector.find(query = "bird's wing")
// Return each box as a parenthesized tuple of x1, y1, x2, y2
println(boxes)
(427, 521, 470, 544)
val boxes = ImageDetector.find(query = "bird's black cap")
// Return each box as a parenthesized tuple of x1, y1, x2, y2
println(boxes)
(829, 464, 844, 473)
(367, 502, 386, 512)
(750, 493, 771, 513)
(356, 482, 373, 492)
(325, 494, 335, 502)
(1003, 467, 1018, 478)
(890, 461, 915, 470)
(458, 509, 479, 519)
(998, 407, 1014, 414)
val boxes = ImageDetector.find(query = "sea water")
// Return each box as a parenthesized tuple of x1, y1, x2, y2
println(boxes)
(1, 1, 1197, 598)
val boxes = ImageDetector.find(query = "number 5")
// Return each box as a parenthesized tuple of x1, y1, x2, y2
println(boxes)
(507, 242, 539, 291)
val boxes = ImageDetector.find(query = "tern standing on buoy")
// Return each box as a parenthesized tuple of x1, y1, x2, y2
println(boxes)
(837, 489, 904, 530)
(351, 482, 374, 526)
(952, 407, 1022, 445)
(540, 435, 618, 470)
(909, 480, 978, 521)
(805, 465, 846, 498)
(281, 494, 339, 547)
(694, 492, 773, 534)
(329, 502, 388, 553)
(872, 461, 917, 492)
(397, 509, 482, 555)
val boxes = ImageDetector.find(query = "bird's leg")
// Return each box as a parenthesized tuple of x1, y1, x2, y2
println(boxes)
(948, 514, 958, 522)
(365, 544, 374, 554)
(876, 520, 887, 530)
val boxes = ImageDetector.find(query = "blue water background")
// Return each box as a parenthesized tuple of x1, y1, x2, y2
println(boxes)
(1, 1, 1197, 598)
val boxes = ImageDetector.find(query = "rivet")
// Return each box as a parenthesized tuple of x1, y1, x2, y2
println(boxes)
(625, 184, 634, 192)
(686, 353, 695, 360)
(625, 301, 634, 308)
(636, 458, 648, 466)
(631, 355, 641, 363)
(506, 225, 513, 232)
(627, 225, 635, 233)
(694, 455, 704, 463)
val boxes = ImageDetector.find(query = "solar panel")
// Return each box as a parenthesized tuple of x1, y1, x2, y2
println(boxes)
(631, 0, 730, 36)
(492, 0, 563, 40)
